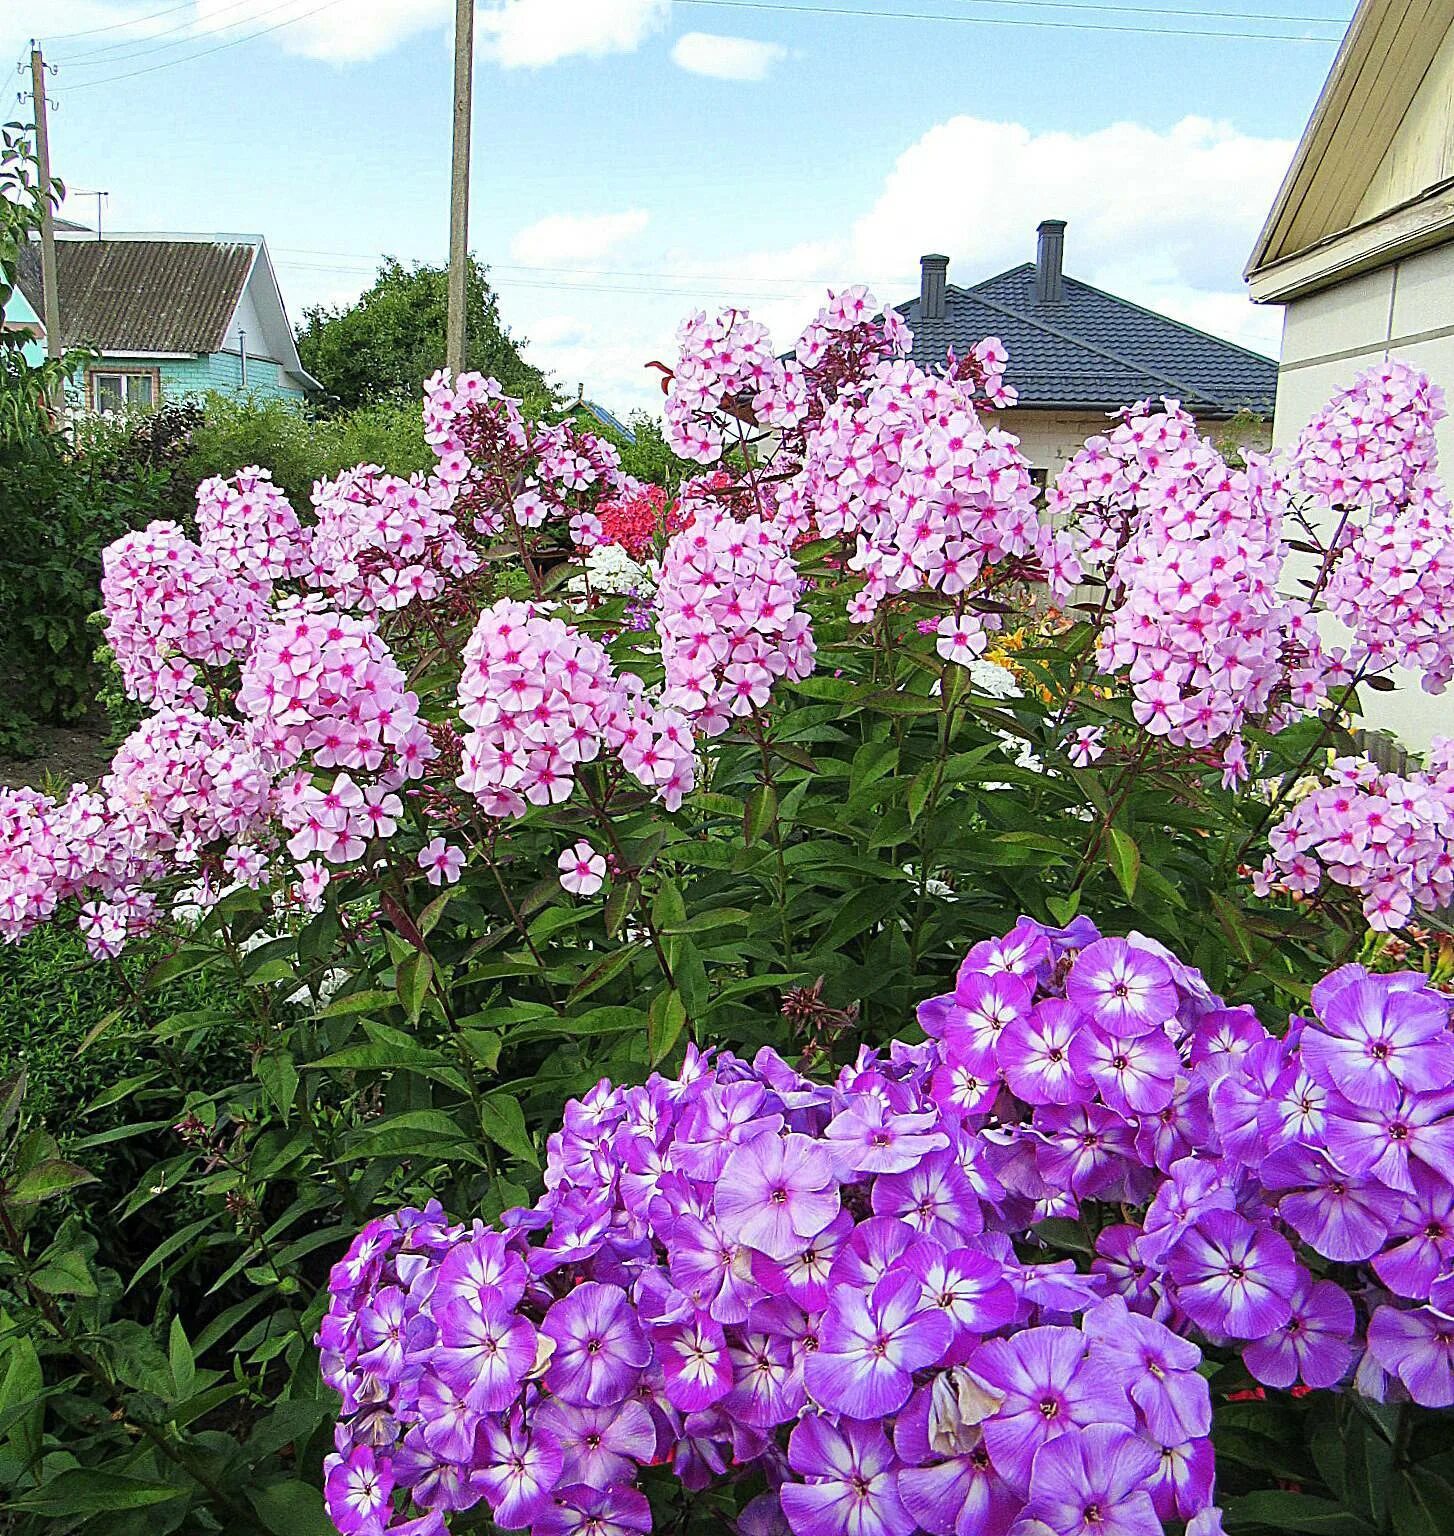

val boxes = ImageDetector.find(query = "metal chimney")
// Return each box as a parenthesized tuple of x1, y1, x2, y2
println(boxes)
(919, 253, 949, 321)
(1035, 220, 1067, 306)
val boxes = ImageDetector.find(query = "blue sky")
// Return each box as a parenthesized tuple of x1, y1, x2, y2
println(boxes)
(9, 0, 1355, 410)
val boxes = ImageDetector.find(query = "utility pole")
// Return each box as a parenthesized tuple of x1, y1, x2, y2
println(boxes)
(445, 0, 474, 375)
(28, 43, 62, 384)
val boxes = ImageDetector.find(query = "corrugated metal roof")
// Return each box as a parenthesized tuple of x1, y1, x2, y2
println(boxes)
(897, 264, 1278, 417)
(15, 237, 255, 353)
(577, 399, 638, 444)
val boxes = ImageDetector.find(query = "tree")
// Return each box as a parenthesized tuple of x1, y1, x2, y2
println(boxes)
(295, 255, 549, 410)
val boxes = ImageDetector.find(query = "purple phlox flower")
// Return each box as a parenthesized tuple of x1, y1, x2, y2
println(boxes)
(431, 1296, 537, 1412)
(780, 1413, 914, 1536)
(964, 918, 1051, 980)
(654, 1310, 733, 1411)
(416, 1368, 480, 1463)
(828, 1216, 917, 1291)
(823, 1097, 948, 1176)
(542, 1282, 651, 1405)
(1368, 1304, 1454, 1408)
(738, 1492, 791, 1536)
(1004, 1257, 1107, 1324)
(1091, 1225, 1155, 1309)
(673, 1414, 733, 1490)
(805, 1268, 953, 1418)
(754, 1208, 852, 1311)
(1065, 937, 1176, 1038)
(1208, 1037, 1288, 1168)
(1302, 975, 1454, 1110)
(1261, 1144, 1401, 1263)
(1322, 1084, 1454, 1196)
(356, 1287, 411, 1382)
(633, 1266, 695, 1328)
(1186, 1508, 1228, 1536)
(1147, 1437, 1216, 1525)
(1020, 1424, 1161, 1536)
(1133, 1075, 1214, 1173)
(897, 1425, 1017, 1536)
(1032, 1103, 1137, 1199)
(674, 1082, 781, 1180)
(716, 1131, 840, 1258)
(753, 1046, 832, 1111)
(1167, 1210, 1297, 1340)
(536, 1396, 656, 1487)
(904, 1239, 1016, 1354)
(996, 1000, 1086, 1106)
(1084, 1296, 1210, 1442)
(672, 1211, 771, 1324)
(434, 1230, 529, 1315)
(872, 1150, 983, 1244)
(724, 1322, 806, 1426)
(324, 1445, 394, 1536)
(1263, 1061, 1329, 1152)
(966, 1326, 1134, 1496)
(1070, 1024, 1179, 1114)
(935, 971, 1034, 1071)
(474, 1415, 564, 1529)
(533, 1483, 653, 1536)
(929, 1057, 1001, 1118)
(1187, 1007, 1268, 1082)
(390, 1427, 481, 1514)
(1138, 1157, 1236, 1266)
(1244, 1270, 1355, 1390)
(1371, 1166, 1454, 1299)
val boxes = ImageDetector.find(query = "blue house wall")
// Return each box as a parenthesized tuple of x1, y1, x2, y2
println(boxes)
(72, 350, 307, 407)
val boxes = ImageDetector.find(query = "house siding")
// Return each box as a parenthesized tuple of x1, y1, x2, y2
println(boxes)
(74, 351, 306, 404)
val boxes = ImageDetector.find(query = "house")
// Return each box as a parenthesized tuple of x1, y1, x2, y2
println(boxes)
(566, 387, 637, 445)
(14, 230, 321, 412)
(1245, 0, 1454, 750)
(897, 221, 1278, 477)
(1245, 0, 1454, 467)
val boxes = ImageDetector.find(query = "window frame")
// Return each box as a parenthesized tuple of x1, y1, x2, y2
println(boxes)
(88, 367, 161, 413)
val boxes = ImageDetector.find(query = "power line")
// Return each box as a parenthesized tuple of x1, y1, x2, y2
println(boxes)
(934, 0, 1350, 21)
(42, 0, 199, 42)
(62, 0, 351, 89)
(58, 0, 311, 66)
(673, 0, 1344, 42)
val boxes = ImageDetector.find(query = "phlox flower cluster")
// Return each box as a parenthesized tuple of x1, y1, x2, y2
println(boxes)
(663, 307, 810, 464)
(1053, 403, 1338, 776)
(307, 465, 479, 612)
(457, 599, 695, 818)
(655, 510, 815, 737)
(595, 485, 685, 563)
(798, 358, 1078, 623)
(1258, 742, 1454, 929)
(195, 467, 310, 583)
(318, 915, 1454, 1536)
(422, 371, 631, 548)
(1294, 362, 1454, 691)
(101, 519, 271, 708)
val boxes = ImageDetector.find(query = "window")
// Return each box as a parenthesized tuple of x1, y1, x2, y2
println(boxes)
(89, 369, 157, 413)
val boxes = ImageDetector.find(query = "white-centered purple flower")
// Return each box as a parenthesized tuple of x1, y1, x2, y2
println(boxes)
(1167, 1210, 1297, 1339)
(780, 1413, 914, 1536)
(716, 1131, 840, 1258)
(541, 1282, 651, 1406)
(1065, 937, 1177, 1038)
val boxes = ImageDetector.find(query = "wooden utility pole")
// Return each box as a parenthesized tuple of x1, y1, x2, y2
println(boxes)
(29, 44, 62, 374)
(445, 0, 474, 375)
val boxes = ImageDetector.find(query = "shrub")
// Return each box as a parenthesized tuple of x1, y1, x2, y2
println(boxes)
(0, 282, 1451, 1536)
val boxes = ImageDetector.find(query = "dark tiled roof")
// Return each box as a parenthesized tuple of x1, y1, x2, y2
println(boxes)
(16, 238, 255, 353)
(897, 263, 1277, 417)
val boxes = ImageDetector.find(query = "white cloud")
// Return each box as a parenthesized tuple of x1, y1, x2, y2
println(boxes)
(670, 32, 787, 81)
(478, 0, 671, 68)
(511, 209, 650, 265)
(263, 0, 452, 65)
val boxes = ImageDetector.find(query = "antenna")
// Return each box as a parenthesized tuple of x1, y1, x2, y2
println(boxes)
(72, 188, 110, 240)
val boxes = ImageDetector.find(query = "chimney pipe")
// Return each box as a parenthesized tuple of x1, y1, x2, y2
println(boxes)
(919, 253, 948, 322)
(1035, 220, 1067, 306)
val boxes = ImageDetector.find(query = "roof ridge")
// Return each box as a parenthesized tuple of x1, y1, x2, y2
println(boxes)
(953, 280, 1223, 409)
(1052, 273, 1277, 367)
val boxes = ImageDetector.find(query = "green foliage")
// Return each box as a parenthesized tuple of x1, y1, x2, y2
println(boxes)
(558, 402, 695, 489)
(182, 391, 434, 508)
(296, 256, 549, 411)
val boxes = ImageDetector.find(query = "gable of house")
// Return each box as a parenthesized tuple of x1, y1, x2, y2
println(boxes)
(1246, 0, 1453, 301)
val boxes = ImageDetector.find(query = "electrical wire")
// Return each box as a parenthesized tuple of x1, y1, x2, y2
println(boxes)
(62, 0, 351, 88)
(932, 0, 1350, 22)
(673, 0, 1344, 42)
(42, 0, 198, 42)
(58, 0, 312, 66)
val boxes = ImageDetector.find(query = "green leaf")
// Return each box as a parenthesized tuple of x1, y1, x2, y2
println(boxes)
(649, 988, 688, 1066)
(652, 878, 687, 930)
(1224, 1491, 1373, 1535)
(396, 950, 435, 1024)
(314, 988, 397, 1019)
(1105, 826, 1141, 899)
(604, 879, 638, 939)
(0, 1074, 24, 1142)
(1045, 891, 1081, 926)
(0, 1328, 42, 1470)
(460, 1029, 502, 1071)
(5, 1158, 96, 1206)
(744, 784, 778, 846)
(306, 1043, 449, 1073)
(29, 1247, 96, 1297)
(480, 1095, 539, 1167)
(126, 1214, 216, 1292)
(256, 1051, 298, 1122)
(248, 1479, 335, 1533)
(169, 1315, 196, 1401)
(7, 1471, 183, 1516)
(418, 884, 458, 937)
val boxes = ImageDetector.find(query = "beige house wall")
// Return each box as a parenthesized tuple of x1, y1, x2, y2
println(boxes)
(986, 408, 1271, 479)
